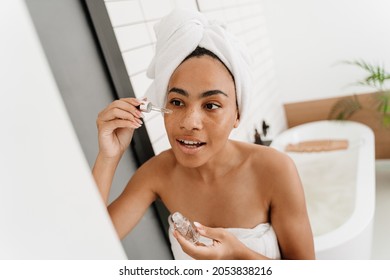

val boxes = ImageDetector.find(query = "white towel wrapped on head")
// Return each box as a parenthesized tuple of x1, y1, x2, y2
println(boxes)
(145, 9, 252, 121)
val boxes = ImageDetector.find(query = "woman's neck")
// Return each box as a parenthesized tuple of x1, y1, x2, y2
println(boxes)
(180, 140, 241, 184)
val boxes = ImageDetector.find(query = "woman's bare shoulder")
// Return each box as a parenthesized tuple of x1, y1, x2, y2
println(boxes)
(234, 141, 293, 168)
(134, 148, 176, 178)
(233, 141, 298, 185)
(250, 144, 302, 198)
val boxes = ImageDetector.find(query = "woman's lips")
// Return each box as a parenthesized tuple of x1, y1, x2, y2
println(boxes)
(176, 138, 206, 154)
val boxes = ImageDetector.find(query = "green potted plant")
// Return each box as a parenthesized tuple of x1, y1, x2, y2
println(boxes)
(328, 60, 390, 127)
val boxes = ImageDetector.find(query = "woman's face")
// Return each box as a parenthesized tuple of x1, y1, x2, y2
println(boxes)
(164, 55, 239, 168)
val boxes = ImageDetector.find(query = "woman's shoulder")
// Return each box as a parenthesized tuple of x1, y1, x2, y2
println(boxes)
(127, 148, 176, 193)
(136, 148, 176, 175)
(233, 140, 296, 177)
(234, 140, 291, 161)
(139, 149, 176, 172)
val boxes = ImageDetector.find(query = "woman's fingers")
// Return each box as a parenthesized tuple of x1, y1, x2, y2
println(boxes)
(102, 107, 143, 125)
(119, 97, 144, 106)
(117, 98, 144, 118)
(174, 223, 244, 260)
(194, 222, 225, 241)
(97, 98, 146, 132)
(100, 98, 144, 121)
(98, 113, 142, 131)
(101, 119, 142, 133)
(95, 98, 145, 158)
(173, 230, 217, 260)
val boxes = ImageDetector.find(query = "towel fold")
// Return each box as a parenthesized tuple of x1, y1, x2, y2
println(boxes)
(145, 9, 252, 120)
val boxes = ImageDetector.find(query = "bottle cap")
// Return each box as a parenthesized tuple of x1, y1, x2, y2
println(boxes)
(172, 212, 185, 228)
(138, 101, 152, 112)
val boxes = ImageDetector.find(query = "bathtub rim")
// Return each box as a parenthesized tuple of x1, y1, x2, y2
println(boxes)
(271, 120, 376, 256)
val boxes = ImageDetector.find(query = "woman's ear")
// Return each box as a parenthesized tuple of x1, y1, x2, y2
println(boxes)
(233, 112, 240, 128)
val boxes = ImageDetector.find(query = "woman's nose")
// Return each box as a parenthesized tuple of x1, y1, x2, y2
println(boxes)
(179, 107, 203, 131)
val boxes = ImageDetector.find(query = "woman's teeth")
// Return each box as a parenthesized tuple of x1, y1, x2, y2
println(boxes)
(178, 139, 205, 147)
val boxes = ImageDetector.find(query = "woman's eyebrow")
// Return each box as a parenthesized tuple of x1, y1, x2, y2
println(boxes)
(168, 87, 188, 96)
(168, 87, 228, 98)
(201, 90, 228, 98)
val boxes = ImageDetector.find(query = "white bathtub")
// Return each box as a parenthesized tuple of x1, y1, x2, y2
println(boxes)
(271, 120, 375, 259)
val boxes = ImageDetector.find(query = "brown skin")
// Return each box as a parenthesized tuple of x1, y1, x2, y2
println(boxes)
(93, 55, 315, 260)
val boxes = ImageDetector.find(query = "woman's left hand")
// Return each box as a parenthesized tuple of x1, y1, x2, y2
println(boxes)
(173, 222, 247, 260)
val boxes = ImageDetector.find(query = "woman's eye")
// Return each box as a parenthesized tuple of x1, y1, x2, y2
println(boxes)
(205, 103, 221, 110)
(170, 99, 183, 107)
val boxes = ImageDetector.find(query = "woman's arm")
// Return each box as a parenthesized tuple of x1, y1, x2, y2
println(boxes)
(92, 98, 143, 205)
(91, 98, 158, 239)
(269, 152, 315, 259)
(92, 154, 121, 205)
(106, 159, 159, 239)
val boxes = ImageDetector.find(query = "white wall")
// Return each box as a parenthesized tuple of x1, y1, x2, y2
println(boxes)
(262, 0, 390, 103)
(197, 0, 286, 144)
(0, 0, 126, 259)
(26, 0, 172, 260)
(104, 0, 390, 149)
(105, 0, 286, 153)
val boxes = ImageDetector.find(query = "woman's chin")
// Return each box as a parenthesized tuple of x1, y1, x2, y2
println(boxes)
(174, 153, 207, 168)
(171, 148, 210, 168)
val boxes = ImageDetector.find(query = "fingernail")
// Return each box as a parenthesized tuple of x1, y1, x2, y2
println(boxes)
(193, 222, 202, 228)
(135, 110, 144, 118)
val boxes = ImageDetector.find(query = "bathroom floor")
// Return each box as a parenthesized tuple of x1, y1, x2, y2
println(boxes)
(371, 159, 390, 259)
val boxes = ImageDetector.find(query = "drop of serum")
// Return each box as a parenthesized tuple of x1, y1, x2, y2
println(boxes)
(168, 212, 200, 244)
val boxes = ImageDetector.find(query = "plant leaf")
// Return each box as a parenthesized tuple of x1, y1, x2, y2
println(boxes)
(328, 95, 362, 120)
(382, 114, 390, 128)
(339, 59, 390, 91)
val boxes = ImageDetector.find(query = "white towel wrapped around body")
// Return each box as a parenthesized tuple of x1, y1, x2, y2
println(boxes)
(145, 9, 252, 120)
(168, 222, 281, 260)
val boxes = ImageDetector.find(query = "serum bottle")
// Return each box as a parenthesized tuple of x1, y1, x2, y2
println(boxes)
(168, 212, 200, 244)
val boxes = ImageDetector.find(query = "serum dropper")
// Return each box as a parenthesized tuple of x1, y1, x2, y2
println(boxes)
(136, 100, 172, 114)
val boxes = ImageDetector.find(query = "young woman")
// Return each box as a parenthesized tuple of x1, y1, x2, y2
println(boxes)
(92, 9, 315, 260)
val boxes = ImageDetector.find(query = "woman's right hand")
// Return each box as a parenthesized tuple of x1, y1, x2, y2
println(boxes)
(96, 98, 144, 159)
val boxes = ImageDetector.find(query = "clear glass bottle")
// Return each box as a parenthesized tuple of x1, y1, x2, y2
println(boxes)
(168, 212, 200, 244)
